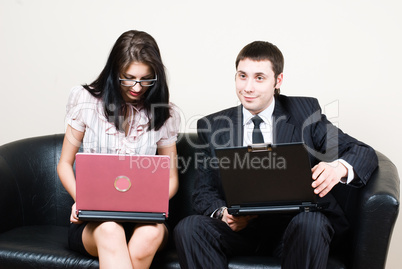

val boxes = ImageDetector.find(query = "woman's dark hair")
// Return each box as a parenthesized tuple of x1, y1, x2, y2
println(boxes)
(83, 30, 170, 131)
(235, 41, 284, 96)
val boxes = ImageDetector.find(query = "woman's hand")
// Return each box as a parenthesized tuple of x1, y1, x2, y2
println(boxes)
(70, 203, 82, 224)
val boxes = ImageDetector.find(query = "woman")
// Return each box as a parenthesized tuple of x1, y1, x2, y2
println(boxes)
(57, 30, 180, 269)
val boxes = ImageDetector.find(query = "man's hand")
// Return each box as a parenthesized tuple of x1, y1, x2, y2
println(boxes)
(221, 208, 257, 232)
(311, 161, 348, 197)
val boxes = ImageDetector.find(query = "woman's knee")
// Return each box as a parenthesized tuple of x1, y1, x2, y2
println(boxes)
(136, 224, 166, 243)
(82, 221, 126, 256)
(93, 222, 126, 243)
(128, 224, 166, 257)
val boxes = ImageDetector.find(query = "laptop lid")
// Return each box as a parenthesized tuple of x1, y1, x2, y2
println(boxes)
(215, 143, 324, 215)
(75, 153, 170, 222)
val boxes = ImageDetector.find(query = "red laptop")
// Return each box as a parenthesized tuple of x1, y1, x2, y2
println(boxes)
(75, 153, 170, 223)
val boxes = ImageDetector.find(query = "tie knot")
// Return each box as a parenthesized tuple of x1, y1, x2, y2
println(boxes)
(251, 115, 264, 127)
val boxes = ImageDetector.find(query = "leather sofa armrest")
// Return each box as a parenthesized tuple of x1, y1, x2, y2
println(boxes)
(351, 151, 400, 269)
(0, 155, 24, 233)
(0, 134, 71, 231)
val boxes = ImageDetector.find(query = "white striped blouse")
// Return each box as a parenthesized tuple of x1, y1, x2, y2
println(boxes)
(65, 86, 180, 155)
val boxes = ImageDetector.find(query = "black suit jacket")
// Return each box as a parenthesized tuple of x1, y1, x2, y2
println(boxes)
(193, 95, 378, 235)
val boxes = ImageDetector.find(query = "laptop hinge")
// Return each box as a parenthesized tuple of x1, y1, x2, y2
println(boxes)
(301, 202, 313, 212)
(248, 144, 273, 152)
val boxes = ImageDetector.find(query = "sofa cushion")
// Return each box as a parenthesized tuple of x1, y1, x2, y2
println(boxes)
(0, 225, 98, 269)
(151, 249, 345, 269)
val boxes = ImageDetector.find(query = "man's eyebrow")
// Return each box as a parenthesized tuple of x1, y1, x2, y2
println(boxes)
(237, 70, 267, 76)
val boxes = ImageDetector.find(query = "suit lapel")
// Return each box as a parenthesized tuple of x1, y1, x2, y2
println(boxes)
(272, 99, 295, 144)
(231, 106, 243, 147)
(213, 105, 243, 148)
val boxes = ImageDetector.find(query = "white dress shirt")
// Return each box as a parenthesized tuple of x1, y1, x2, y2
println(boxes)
(243, 99, 275, 146)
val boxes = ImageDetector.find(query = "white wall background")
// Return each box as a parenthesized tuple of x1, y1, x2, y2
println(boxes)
(1, 0, 401, 267)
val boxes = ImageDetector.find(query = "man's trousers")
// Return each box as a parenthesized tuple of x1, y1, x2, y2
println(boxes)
(174, 212, 334, 269)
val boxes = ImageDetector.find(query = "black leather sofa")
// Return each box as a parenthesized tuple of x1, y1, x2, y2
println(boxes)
(0, 133, 399, 269)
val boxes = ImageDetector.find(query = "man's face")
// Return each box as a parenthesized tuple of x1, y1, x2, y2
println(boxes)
(235, 58, 283, 115)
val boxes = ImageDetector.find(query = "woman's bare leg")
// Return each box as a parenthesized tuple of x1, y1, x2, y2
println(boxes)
(127, 223, 167, 269)
(82, 222, 133, 269)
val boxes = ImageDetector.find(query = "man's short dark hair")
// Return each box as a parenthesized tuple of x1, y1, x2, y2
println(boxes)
(235, 41, 284, 96)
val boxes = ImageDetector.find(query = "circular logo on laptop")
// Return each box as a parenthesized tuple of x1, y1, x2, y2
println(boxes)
(114, 176, 131, 192)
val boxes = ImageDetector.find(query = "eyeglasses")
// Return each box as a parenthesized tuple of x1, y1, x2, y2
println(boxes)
(119, 75, 158, 87)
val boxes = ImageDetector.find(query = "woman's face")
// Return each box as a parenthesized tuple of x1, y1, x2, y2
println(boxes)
(119, 62, 155, 103)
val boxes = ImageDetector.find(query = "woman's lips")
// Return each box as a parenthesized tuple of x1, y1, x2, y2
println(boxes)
(130, 91, 140, 97)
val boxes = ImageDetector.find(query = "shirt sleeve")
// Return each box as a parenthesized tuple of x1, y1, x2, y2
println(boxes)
(157, 103, 181, 147)
(65, 86, 92, 132)
(338, 159, 355, 184)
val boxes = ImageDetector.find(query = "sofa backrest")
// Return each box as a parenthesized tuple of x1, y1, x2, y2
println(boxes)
(167, 133, 198, 227)
(0, 134, 73, 231)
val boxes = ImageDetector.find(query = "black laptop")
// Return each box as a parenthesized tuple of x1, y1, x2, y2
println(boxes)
(214, 143, 328, 215)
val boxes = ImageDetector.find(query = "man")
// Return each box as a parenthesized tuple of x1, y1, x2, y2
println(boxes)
(174, 41, 378, 269)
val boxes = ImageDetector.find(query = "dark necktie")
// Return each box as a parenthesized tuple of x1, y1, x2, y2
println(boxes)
(251, 115, 264, 144)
